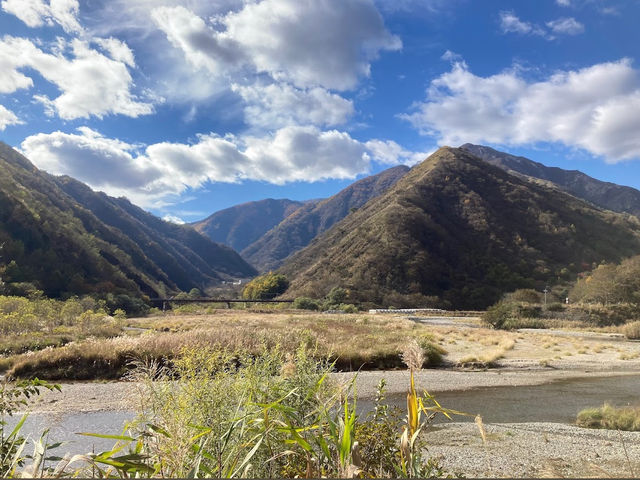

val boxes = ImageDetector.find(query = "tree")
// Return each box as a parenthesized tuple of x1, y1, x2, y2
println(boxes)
(242, 272, 289, 300)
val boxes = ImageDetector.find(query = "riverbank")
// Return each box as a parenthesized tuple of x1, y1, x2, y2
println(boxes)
(22, 366, 640, 414)
(16, 367, 640, 478)
(428, 422, 640, 478)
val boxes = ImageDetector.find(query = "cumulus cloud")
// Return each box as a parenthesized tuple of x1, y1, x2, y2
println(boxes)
(151, 0, 400, 91)
(402, 59, 640, 162)
(0, 104, 22, 129)
(365, 139, 431, 165)
(21, 127, 163, 191)
(232, 82, 354, 129)
(21, 126, 421, 206)
(1, 0, 82, 33)
(150, 5, 244, 75)
(0, 35, 153, 119)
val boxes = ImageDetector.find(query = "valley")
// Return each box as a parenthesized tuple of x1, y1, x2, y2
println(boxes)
(7, 309, 640, 478)
(3, 141, 640, 477)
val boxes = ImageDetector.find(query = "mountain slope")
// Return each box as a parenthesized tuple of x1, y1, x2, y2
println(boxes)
(280, 147, 640, 309)
(192, 198, 307, 252)
(0, 142, 255, 298)
(241, 165, 410, 271)
(460, 143, 640, 216)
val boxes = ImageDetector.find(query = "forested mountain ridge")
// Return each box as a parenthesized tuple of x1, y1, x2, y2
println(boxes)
(192, 198, 308, 252)
(280, 147, 640, 309)
(461, 143, 640, 217)
(240, 165, 410, 271)
(0, 142, 255, 299)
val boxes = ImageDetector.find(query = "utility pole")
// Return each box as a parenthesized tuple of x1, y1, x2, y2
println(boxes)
(543, 286, 549, 306)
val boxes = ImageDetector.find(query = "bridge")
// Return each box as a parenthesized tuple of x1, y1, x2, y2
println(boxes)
(149, 297, 294, 309)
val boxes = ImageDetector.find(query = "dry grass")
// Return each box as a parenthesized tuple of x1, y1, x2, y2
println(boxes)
(622, 321, 640, 340)
(577, 403, 640, 431)
(6, 312, 447, 379)
(457, 337, 516, 366)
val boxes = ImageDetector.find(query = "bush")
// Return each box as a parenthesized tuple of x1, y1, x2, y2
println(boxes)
(337, 303, 359, 313)
(577, 403, 640, 431)
(482, 301, 514, 329)
(325, 286, 347, 306)
(242, 272, 289, 300)
(546, 302, 566, 312)
(293, 297, 320, 311)
(516, 304, 542, 318)
(509, 289, 542, 304)
(623, 321, 640, 340)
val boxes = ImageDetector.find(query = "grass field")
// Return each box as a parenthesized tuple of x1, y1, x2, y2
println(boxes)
(3, 302, 640, 380)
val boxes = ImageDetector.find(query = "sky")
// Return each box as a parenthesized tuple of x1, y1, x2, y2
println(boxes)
(1, 0, 640, 224)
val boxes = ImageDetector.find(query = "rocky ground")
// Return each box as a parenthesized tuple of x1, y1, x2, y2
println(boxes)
(427, 422, 640, 478)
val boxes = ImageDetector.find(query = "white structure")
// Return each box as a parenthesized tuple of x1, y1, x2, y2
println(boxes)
(368, 308, 446, 314)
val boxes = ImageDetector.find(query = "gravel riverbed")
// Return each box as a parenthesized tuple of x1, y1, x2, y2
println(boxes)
(19, 367, 640, 478)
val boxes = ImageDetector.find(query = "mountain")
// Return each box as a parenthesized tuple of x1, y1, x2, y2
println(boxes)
(460, 143, 640, 217)
(280, 147, 640, 309)
(192, 198, 308, 252)
(0, 142, 256, 299)
(241, 165, 410, 271)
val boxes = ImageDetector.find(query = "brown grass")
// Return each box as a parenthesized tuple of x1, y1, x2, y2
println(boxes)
(622, 321, 640, 340)
(7, 312, 447, 379)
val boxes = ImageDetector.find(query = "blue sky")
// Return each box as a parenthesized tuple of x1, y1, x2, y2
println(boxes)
(1, 0, 640, 223)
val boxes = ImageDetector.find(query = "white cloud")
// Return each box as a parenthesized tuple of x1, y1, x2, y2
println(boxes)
(242, 126, 370, 183)
(499, 11, 546, 36)
(21, 127, 163, 191)
(365, 139, 431, 165)
(556, 0, 571, 6)
(402, 59, 640, 162)
(500, 11, 584, 39)
(162, 214, 185, 224)
(0, 37, 35, 93)
(150, 5, 244, 75)
(0, 104, 22, 129)
(546, 17, 584, 35)
(21, 126, 422, 206)
(1, 0, 82, 33)
(232, 82, 354, 129)
(94, 37, 135, 67)
(151, 0, 400, 91)
(0, 35, 153, 119)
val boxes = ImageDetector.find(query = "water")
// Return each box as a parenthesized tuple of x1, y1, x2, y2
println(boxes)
(5, 374, 640, 458)
(3, 411, 136, 457)
(367, 374, 640, 424)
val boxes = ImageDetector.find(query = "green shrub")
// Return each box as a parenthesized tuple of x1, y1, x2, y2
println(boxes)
(546, 302, 566, 312)
(516, 304, 542, 318)
(325, 286, 348, 306)
(337, 303, 359, 313)
(482, 301, 514, 329)
(293, 297, 320, 311)
(242, 272, 289, 300)
(577, 403, 640, 431)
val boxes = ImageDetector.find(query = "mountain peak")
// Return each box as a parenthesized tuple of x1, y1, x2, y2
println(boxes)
(281, 147, 640, 309)
(460, 143, 640, 217)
